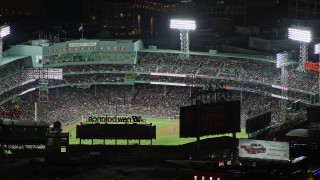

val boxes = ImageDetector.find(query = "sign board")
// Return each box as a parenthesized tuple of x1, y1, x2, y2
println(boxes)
(26, 68, 63, 80)
(239, 139, 289, 161)
(180, 100, 241, 137)
(69, 42, 97, 47)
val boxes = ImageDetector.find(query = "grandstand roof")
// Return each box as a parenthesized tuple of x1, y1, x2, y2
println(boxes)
(0, 55, 30, 66)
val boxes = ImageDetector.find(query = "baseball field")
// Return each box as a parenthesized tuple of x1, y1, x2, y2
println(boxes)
(63, 118, 248, 145)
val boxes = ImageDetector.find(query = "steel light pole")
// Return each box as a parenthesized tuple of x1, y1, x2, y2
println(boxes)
(170, 19, 196, 59)
(277, 52, 289, 123)
(288, 25, 311, 71)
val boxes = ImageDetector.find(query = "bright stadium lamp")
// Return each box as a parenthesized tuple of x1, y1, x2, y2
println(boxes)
(0, 25, 10, 38)
(288, 25, 312, 71)
(170, 19, 196, 30)
(315, 43, 320, 54)
(288, 27, 311, 43)
(170, 19, 196, 59)
(276, 51, 288, 68)
(0, 25, 10, 61)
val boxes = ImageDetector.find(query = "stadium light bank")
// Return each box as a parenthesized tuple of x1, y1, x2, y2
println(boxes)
(170, 19, 196, 59)
(288, 25, 311, 71)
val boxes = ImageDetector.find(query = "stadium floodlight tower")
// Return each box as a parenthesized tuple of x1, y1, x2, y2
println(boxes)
(288, 25, 312, 71)
(0, 25, 10, 61)
(170, 19, 196, 59)
(277, 51, 289, 123)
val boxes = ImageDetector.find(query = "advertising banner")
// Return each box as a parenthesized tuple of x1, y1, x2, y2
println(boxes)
(239, 139, 289, 161)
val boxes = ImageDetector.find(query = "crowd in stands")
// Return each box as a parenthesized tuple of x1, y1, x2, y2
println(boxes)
(64, 64, 134, 73)
(18, 85, 189, 125)
(137, 52, 319, 94)
(44, 51, 135, 64)
(0, 74, 26, 94)
(0, 81, 39, 105)
(176, 67, 198, 74)
(0, 61, 24, 78)
(135, 64, 157, 72)
(0, 51, 316, 130)
(197, 68, 219, 76)
(138, 52, 161, 64)
(0, 61, 26, 95)
(64, 74, 125, 84)
(180, 56, 202, 67)
(157, 65, 178, 73)
(15, 84, 289, 129)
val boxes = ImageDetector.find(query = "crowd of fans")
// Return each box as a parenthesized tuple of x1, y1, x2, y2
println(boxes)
(138, 53, 317, 94)
(64, 64, 135, 73)
(44, 51, 136, 64)
(64, 74, 125, 84)
(18, 85, 189, 125)
(14, 84, 287, 129)
(0, 51, 316, 130)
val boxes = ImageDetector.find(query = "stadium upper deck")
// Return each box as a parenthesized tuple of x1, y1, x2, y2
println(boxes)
(0, 38, 317, 108)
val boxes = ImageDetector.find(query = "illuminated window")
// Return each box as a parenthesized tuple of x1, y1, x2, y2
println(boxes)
(120, 12, 124, 17)
(194, 176, 197, 180)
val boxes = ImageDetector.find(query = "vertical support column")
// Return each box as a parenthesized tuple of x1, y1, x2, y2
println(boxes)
(38, 74, 49, 122)
(178, 30, 190, 59)
(297, 43, 308, 71)
(0, 38, 2, 60)
(277, 52, 289, 123)
(280, 65, 288, 123)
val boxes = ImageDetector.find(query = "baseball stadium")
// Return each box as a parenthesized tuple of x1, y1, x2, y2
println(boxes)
(0, 37, 319, 179)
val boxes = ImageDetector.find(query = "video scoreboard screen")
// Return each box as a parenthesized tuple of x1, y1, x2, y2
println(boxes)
(180, 100, 241, 137)
(76, 124, 156, 140)
(246, 111, 271, 133)
(307, 106, 320, 123)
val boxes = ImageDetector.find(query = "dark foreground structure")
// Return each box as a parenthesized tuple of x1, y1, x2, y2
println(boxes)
(1, 135, 319, 180)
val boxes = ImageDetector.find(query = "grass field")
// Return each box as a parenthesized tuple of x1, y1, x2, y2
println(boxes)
(63, 118, 248, 145)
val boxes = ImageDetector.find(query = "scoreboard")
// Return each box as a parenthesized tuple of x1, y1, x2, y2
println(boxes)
(76, 123, 156, 140)
(245, 111, 271, 133)
(180, 100, 241, 137)
(307, 106, 320, 123)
